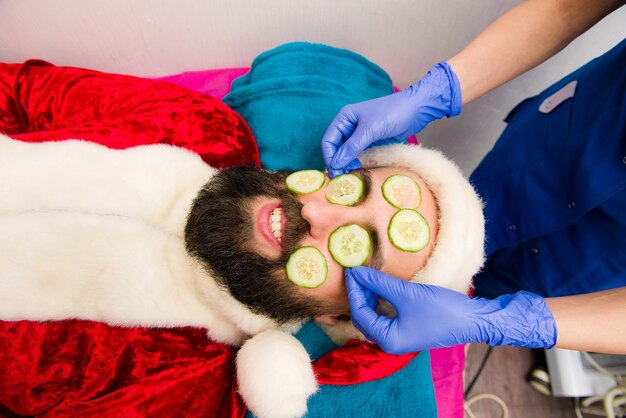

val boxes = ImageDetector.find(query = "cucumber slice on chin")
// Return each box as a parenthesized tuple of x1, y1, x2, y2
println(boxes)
(286, 170, 325, 194)
(328, 224, 371, 267)
(286, 246, 328, 288)
(382, 174, 421, 209)
(388, 209, 430, 252)
(325, 174, 364, 206)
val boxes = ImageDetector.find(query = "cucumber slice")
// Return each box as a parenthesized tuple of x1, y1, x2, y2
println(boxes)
(382, 174, 421, 209)
(388, 209, 430, 252)
(325, 174, 364, 206)
(328, 224, 371, 267)
(286, 246, 328, 288)
(286, 170, 326, 194)
(286, 247, 328, 288)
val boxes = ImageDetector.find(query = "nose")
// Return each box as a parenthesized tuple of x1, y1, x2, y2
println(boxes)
(301, 199, 358, 241)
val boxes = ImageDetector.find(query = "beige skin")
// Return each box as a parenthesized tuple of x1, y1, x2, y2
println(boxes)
(448, 0, 625, 105)
(248, 167, 439, 316)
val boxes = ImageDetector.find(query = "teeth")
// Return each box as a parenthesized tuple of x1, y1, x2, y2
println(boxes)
(270, 207, 283, 242)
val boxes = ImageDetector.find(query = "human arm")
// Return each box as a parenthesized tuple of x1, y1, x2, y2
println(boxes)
(346, 266, 626, 354)
(322, 0, 625, 175)
(448, 0, 626, 104)
(545, 287, 626, 354)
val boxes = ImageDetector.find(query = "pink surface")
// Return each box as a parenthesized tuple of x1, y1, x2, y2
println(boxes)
(431, 346, 465, 418)
(154, 68, 249, 100)
(155, 67, 463, 417)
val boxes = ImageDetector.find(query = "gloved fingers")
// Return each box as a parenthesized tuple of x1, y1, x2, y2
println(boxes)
(326, 157, 362, 178)
(321, 126, 344, 170)
(345, 158, 362, 171)
(346, 269, 390, 342)
(327, 166, 347, 178)
(350, 315, 378, 343)
(330, 123, 374, 170)
(321, 109, 358, 169)
(345, 268, 379, 310)
(349, 266, 411, 307)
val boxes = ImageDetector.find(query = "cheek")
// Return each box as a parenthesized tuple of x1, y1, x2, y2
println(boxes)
(383, 250, 426, 280)
(297, 238, 348, 310)
(380, 226, 437, 281)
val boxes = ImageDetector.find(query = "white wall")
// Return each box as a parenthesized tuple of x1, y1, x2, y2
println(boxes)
(0, 0, 624, 174)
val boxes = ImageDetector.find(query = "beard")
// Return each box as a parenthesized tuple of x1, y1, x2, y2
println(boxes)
(185, 166, 325, 324)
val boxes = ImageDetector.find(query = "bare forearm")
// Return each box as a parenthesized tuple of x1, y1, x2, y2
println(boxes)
(546, 287, 626, 354)
(448, 0, 625, 105)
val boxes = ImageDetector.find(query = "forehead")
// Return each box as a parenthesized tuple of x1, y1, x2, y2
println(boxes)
(365, 165, 439, 280)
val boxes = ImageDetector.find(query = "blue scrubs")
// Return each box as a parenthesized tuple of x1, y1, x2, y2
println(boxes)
(471, 38, 626, 299)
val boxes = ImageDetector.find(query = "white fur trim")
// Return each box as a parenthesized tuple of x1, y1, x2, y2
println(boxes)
(0, 135, 283, 346)
(0, 135, 313, 416)
(361, 144, 485, 293)
(237, 330, 318, 418)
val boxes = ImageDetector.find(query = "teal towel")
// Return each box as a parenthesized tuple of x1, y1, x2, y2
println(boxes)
(245, 321, 437, 418)
(223, 42, 397, 170)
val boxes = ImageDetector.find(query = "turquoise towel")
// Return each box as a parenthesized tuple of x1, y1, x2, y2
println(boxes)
(245, 320, 437, 418)
(223, 42, 398, 171)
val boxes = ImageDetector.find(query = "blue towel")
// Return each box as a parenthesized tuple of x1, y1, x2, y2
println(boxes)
(223, 42, 399, 171)
(244, 320, 437, 418)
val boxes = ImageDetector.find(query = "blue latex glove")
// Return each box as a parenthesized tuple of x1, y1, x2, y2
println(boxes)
(321, 62, 462, 177)
(346, 267, 558, 354)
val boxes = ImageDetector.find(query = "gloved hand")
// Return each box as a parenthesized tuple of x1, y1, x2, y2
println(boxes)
(346, 267, 558, 354)
(322, 62, 462, 177)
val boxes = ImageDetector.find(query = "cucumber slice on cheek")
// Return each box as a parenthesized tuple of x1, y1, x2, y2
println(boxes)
(382, 174, 421, 209)
(388, 209, 430, 252)
(286, 247, 328, 288)
(328, 224, 371, 267)
(286, 170, 326, 194)
(325, 174, 364, 206)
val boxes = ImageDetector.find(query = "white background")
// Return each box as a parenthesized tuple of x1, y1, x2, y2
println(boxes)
(1, 0, 624, 174)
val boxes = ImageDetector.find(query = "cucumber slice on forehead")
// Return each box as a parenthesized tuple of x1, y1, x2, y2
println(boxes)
(382, 174, 421, 209)
(328, 224, 371, 267)
(286, 246, 328, 288)
(286, 170, 325, 194)
(325, 174, 364, 206)
(388, 209, 430, 252)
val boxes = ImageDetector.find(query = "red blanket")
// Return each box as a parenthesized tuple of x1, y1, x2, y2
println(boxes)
(0, 60, 259, 168)
(0, 61, 416, 417)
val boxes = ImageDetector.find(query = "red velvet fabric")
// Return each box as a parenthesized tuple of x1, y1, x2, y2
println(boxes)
(0, 61, 415, 417)
(0, 60, 259, 168)
(313, 340, 418, 386)
(0, 321, 245, 418)
(0, 321, 416, 417)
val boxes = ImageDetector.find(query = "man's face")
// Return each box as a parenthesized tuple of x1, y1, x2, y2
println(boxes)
(247, 166, 439, 315)
(186, 165, 438, 323)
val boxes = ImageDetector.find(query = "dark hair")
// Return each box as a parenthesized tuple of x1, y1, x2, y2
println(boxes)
(185, 166, 329, 324)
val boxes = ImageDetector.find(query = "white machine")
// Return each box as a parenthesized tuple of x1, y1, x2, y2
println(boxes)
(546, 349, 626, 417)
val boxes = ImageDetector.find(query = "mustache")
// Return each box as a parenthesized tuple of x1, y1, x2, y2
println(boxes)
(278, 193, 311, 261)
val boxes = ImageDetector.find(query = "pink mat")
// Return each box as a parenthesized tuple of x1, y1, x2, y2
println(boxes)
(156, 67, 464, 418)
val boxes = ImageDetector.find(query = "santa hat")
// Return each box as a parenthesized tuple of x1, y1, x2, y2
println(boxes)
(360, 143, 485, 294)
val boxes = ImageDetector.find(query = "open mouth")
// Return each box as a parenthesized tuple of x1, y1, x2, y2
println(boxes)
(270, 206, 283, 243)
(257, 200, 287, 251)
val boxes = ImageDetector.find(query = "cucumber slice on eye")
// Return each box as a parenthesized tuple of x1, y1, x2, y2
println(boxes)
(388, 209, 430, 252)
(325, 174, 364, 206)
(328, 224, 371, 267)
(286, 170, 326, 194)
(286, 246, 328, 288)
(382, 174, 421, 209)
